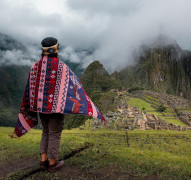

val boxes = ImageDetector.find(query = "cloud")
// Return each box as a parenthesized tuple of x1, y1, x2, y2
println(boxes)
(0, 49, 33, 66)
(59, 46, 81, 63)
(66, 0, 191, 71)
(66, 0, 143, 16)
(0, 0, 191, 71)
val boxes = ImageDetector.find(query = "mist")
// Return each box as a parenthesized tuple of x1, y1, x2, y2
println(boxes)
(0, 0, 191, 71)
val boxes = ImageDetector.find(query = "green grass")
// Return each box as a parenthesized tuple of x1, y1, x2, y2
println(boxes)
(163, 118, 185, 126)
(2, 127, 191, 179)
(141, 95, 160, 105)
(127, 97, 156, 111)
(176, 107, 191, 110)
(126, 97, 187, 127)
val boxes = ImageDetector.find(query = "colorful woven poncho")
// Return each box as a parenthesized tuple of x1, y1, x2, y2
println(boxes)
(14, 56, 105, 137)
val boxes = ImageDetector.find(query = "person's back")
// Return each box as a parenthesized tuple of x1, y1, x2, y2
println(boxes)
(12, 37, 106, 173)
(39, 37, 65, 172)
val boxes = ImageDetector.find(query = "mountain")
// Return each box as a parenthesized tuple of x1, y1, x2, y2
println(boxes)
(0, 33, 26, 51)
(115, 38, 191, 98)
(0, 33, 33, 126)
(80, 35, 191, 100)
(0, 33, 33, 106)
(80, 61, 112, 94)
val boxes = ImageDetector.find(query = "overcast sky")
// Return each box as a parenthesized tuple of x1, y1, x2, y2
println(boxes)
(0, 0, 191, 71)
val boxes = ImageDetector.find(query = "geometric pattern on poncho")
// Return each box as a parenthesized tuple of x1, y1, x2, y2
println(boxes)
(14, 56, 105, 137)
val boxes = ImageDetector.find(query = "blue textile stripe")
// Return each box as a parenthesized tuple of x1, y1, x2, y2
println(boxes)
(24, 74, 30, 105)
(15, 118, 27, 135)
(64, 69, 88, 115)
(96, 107, 103, 120)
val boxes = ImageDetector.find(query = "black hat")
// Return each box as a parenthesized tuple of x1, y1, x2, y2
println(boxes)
(41, 37, 58, 47)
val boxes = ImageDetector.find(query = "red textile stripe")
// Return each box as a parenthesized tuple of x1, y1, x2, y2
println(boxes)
(33, 60, 42, 111)
(15, 125, 23, 137)
(81, 86, 93, 116)
(47, 57, 58, 112)
(30, 63, 39, 110)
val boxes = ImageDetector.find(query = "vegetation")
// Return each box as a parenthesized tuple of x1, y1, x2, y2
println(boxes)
(128, 87, 145, 93)
(2, 127, 191, 179)
(0, 108, 18, 127)
(64, 114, 90, 130)
(157, 104, 166, 112)
(127, 97, 156, 113)
(80, 61, 112, 95)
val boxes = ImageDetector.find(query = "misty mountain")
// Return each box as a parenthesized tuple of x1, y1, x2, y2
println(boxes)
(80, 35, 191, 100)
(0, 33, 35, 66)
(115, 40, 191, 98)
(0, 33, 26, 51)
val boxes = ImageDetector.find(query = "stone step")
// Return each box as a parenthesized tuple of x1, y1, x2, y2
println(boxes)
(165, 117, 178, 119)
(141, 97, 160, 106)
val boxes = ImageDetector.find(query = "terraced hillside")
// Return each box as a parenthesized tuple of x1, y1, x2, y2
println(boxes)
(128, 91, 187, 126)
(129, 96, 185, 128)
(94, 90, 190, 131)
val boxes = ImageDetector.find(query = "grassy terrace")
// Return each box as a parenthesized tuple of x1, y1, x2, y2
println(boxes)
(141, 95, 160, 106)
(126, 97, 187, 127)
(176, 107, 191, 110)
(176, 107, 191, 114)
(1, 127, 191, 179)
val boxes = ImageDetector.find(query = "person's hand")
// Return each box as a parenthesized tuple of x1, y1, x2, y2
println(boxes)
(104, 121, 109, 128)
(9, 132, 17, 138)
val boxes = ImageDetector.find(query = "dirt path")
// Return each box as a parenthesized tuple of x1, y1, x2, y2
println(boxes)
(0, 142, 93, 180)
(0, 141, 157, 180)
(0, 159, 157, 180)
(0, 156, 38, 179)
(57, 165, 157, 180)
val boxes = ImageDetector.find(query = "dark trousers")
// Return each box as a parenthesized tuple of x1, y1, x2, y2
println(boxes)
(39, 113, 64, 160)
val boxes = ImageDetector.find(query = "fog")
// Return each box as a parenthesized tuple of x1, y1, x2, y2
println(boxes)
(0, 0, 191, 71)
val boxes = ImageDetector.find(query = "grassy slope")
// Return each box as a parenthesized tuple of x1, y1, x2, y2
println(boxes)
(1, 127, 191, 180)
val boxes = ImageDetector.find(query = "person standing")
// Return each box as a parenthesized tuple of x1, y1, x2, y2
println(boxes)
(12, 37, 106, 173)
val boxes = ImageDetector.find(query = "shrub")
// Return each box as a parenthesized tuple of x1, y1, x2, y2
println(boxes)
(157, 104, 166, 112)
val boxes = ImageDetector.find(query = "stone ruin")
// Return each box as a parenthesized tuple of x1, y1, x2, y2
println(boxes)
(79, 90, 189, 131)
(148, 91, 191, 108)
(147, 91, 191, 127)
(109, 91, 188, 131)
